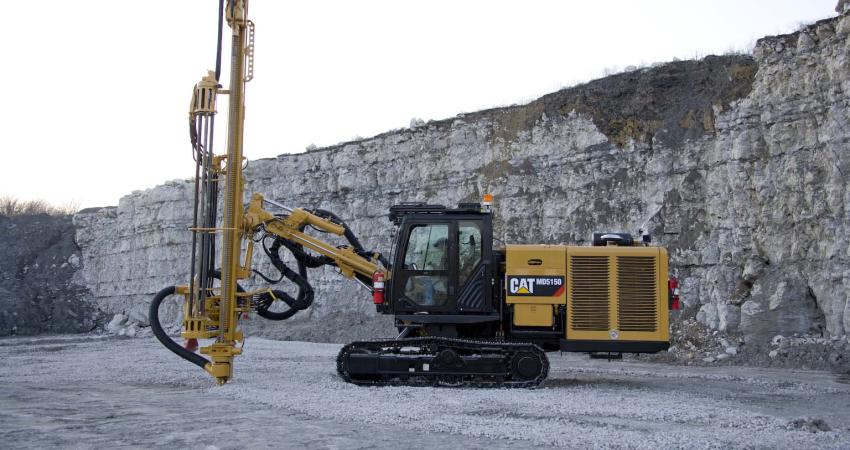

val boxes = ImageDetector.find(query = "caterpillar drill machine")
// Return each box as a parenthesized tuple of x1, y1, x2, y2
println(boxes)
(151, 0, 676, 387)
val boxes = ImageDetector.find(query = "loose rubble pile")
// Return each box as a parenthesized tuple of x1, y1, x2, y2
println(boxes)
(763, 334, 850, 371)
(641, 317, 743, 365)
(104, 314, 150, 338)
(0, 214, 98, 335)
(786, 417, 833, 433)
(643, 316, 850, 373)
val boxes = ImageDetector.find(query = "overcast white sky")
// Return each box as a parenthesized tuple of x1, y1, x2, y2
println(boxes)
(0, 1, 838, 208)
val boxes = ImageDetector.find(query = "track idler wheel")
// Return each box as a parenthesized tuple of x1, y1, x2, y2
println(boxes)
(511, 351, 544, 381)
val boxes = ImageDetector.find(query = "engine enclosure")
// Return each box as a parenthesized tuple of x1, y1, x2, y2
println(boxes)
(506, 244, 669, 352)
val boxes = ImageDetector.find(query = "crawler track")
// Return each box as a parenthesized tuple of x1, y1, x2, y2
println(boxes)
(337, 337, 549, 388)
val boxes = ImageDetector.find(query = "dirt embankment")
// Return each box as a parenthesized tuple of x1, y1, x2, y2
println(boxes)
(0, 214, 98, 335)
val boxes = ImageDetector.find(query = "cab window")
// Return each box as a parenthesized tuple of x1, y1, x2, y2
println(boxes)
(403, 224, 449, 270)
(402, 224, 448, 306)
(458, 221, 482, 286)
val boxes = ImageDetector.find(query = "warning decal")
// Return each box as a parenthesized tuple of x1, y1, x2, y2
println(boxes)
(507, 276, 565, 297)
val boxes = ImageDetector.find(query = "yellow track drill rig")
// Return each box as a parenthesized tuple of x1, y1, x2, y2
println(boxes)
(151, 1, 677, 387)
(150, 0, 386, 384)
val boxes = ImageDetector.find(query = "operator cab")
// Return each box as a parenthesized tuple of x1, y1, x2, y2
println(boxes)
(386, 202, 499, 335)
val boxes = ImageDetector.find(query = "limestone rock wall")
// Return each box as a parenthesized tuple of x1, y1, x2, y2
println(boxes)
(73, 182, 194, 328)
(71, 14, 850, 344)
(691, 16, 850, 342)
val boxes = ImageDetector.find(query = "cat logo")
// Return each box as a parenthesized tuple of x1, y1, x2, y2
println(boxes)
(513, 279, 534, 294)
(507, 276, 565, 297)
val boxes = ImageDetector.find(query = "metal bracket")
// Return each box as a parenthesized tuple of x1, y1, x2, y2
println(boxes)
(245, 20, 255, 82)
(189, 70, 218, 117)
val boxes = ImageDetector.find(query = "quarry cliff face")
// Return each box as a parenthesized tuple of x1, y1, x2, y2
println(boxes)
(68, 13, 850, 344)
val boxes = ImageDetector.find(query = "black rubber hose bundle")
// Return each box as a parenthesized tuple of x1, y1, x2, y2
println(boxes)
(255, 209, 389, 320)
(280, 238, 334, 269)
(255, 238, 314, 321)
(150, 285, 209, 369)
(150, 271, 245, 368)
(311, 209, 364, 250)
(309, 209, 390, 268)
(169, 208, 386, 323)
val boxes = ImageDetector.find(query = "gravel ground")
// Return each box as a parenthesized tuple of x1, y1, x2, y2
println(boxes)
(2, 335, 850, 449)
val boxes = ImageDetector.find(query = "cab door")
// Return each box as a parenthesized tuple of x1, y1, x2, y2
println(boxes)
(454, 219, 492, 312)
(390, 216, 493, 314)
(392, 220, 453, 313)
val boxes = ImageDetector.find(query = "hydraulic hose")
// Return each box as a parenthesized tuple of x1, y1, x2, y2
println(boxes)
(214, 0, 225, 80)
(254, 208, 386, 321)
(256, 239, 314, 320)
(310, 209, 390, 268)
(311, 209, 365, 251)
(150, 286, 210, 369)
(280, 238, 333, 268)
(150, 272, 245, 367)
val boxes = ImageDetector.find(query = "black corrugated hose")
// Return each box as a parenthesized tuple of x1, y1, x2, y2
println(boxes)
(254, 237, 314, 321)
(149, 271, 244, 368)
(254, 209, 387, 320)
(150, 285, 209, 369)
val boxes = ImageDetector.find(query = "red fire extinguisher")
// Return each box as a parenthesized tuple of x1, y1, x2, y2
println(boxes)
(372, 272, 385, 304)
(669, 276, 681, 310)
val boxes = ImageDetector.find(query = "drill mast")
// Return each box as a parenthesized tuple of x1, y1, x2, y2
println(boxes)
(151, 0, 384, 384)
(210, 0, 250, 382)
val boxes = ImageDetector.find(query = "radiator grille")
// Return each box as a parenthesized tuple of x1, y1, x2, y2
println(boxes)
(617, 256, 658, 332)
(569, 256, 609, 331)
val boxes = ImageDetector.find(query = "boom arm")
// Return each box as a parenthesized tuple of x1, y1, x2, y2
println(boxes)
(244, 193, 382, 282)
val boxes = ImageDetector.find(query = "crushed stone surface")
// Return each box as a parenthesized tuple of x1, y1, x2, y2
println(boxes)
(2, 334, 850, 449)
